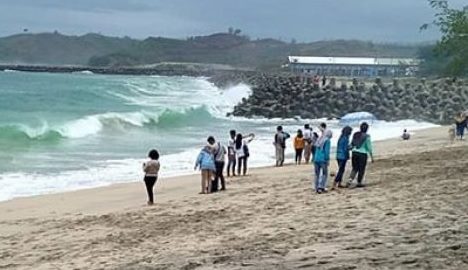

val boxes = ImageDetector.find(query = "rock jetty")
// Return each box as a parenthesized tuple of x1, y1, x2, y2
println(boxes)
(230, 75, 468, 124)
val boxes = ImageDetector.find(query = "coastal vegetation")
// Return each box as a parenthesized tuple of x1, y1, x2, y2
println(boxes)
(419, 0, 468, 76)
(0, 31, 419, 71)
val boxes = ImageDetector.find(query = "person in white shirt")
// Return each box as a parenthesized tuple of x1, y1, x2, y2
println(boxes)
(235, 133, 255, 176)
(142, 149, 160, 205)
(303, 124, 313, 164)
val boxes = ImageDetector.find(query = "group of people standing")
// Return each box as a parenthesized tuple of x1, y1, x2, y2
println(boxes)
(140, 130, 255, 205)
(194, 131, 255, 194)
(313, 122, 374, 193)
(141, 122, 375, 204)
(278, 122, 374, 194)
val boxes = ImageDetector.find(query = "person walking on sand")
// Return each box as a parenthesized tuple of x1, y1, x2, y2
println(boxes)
(194, 138, 216, 194)
(455, 112, 467, 140)
(274, 126, 290, 167)
(346, 122, 374, 188)
(303, 124, 313, 164)
(212, 137, 227, 191)
(227, 130, 237, 177)
(313, 129, 332, 194)
(294, 129, 305, 165)
(142, 149, 160, 205)
(235, 133, 255, 176)
(332, 126, 352, 190)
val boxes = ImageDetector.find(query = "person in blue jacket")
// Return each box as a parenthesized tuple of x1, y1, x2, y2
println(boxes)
(332, 126, 352, 190)
(194, 137, 216, 194)
(313, 129, 332, 193)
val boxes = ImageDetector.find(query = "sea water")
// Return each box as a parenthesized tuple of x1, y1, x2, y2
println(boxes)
(0, 71, 437, 201)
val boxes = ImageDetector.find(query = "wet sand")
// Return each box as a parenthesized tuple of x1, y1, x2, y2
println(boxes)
(0, 127, 467, 269)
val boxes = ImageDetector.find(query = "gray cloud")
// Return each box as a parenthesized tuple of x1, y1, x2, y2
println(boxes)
(2, 0, 160, 13)
(0, 0, 466, 42)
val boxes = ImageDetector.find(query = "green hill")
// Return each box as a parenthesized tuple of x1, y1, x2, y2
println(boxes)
(0, 32, 420, 70)
(0, 32, 137, 65)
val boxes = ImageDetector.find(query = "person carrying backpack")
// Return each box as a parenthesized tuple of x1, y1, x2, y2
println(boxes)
(235, 133, 255, 176)
(274, 126, 290, 167)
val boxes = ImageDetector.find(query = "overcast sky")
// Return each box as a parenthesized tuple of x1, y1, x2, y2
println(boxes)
(0, 0, 466, 42)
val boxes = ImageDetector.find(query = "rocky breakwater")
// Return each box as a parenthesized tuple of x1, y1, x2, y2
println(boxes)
(231, 76, 468, 124)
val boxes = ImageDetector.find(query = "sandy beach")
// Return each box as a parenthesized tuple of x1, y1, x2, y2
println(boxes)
(0, 126, 467, 269)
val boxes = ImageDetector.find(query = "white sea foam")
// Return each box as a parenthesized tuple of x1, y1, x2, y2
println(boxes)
(3, 69, 18, 73)
(21, 79, 253, 139)
(0, 118, 438, 202)
(0, 75, 440, 202)
(72, 70, 94, 75)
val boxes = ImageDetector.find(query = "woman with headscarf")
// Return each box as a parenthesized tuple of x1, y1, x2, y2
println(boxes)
(313, 128, 332, 194)
(332, 126, 352, 190)
(347, 122, 374, 188)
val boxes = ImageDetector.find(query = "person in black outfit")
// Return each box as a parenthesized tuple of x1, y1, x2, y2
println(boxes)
(210, 137, 227, 192)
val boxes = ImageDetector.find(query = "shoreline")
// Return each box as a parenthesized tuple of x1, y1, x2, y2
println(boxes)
(0, 126, 447, 216)
(0, 123, 438, 205)
(1, 125, 467, 269)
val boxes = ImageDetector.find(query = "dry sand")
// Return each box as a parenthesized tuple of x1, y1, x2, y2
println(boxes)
(0, 127, 467, 270)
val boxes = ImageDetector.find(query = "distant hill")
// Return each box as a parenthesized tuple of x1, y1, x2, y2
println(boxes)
(0, 32, 421, 71)
(0, 32, 137, 66)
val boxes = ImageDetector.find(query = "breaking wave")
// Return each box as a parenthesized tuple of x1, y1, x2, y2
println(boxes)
(0, 106, 219, 142)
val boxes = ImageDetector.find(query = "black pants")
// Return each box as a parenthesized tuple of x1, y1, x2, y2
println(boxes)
(295, 148, 304, 164)
(350, 152, 368, 184)
(237, 157, 248, 175)
(213, 161, 226, 191)
(144, 176, 157, 203)
(334, 159, 347, 183)
(227, 156, 236, 176)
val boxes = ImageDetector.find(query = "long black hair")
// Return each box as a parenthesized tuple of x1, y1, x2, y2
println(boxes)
(235, 133, 243, 149)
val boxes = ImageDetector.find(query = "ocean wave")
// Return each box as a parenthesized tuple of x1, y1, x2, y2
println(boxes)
(0, 118, 439, 201)
(0, 123, 63, 142)
(0, 106, 219, 142)
(72, 70, 94, 75)
(0, 78, 253, 143)
(107, 79, 251, 118)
